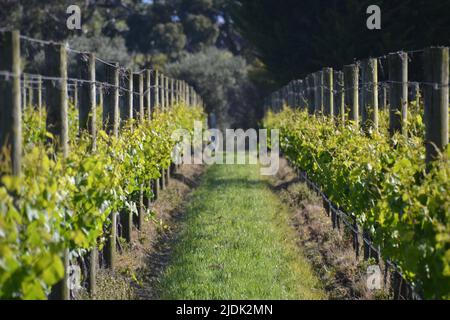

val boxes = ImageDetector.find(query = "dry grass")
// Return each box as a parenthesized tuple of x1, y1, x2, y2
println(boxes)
(91, 164, 205, 300)
(271, 158, 390, 300)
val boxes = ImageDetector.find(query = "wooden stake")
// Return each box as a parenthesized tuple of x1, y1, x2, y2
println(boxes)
(154, 70, 159, 109)
(388, 52, 408, 136)
(103, 63, 120, 137)
(423, 47, 449, 164)
(323, 68, 334, 116)
(146, 70, 151, 120)
(104, 212, 117, 270)
(343, 64, 359, 127)
(362, 58, 379, 132)
(0, 30, 22, 176)
(78, 53, 97, 147)
(45, 42, 69, 300)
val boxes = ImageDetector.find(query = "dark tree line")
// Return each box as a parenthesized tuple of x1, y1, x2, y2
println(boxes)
(230, 0, 450, 86)
(2, 0, 449, 126)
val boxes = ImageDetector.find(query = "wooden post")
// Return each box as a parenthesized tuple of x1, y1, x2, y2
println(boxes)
(22, 73, 27, 109)
(139, 73, 144, 122)
(154, 70, 159, 109)
(45, 43, 69, 156)
(121, 69, 134, 242)
(388, 52, 408, 136)
(81, 53, 98, 294)
(0, 30, 22, 176)
(306, 75, 315, 114)
(313, 71, 324, 114)
(87, 247, 97, 298)
(37, 75, 42, 114)
(175, 80, 179, 104)
(299, 80, 304, 110)
(165, 76, 169, 110)
(186, 84, 191, 107)
(161, 167, 166, 190)
(132, 73, 144, 122)
(323, 68, 334, 117)
(101, 63, 119, 272)
(413, 82, 420, 106)
(28, 78, 34, 108)
(296, 80, 301, 108)
(78, 53, 97, 148)
(161, 79, 167, 188)
(137, 72, 145, 231)
(126, 69, 133, 120)
(381, 83, 388, 110)
(343, 64, 359, 127)
(103, 63, 120, 137)
(170, 78, 174, 107)
(362, 58, 379, 132)
(98, 84, 103, 111)
(423, 47, 449, 164)
(45, 42, 69, 300)
(293, 80, 298, 108)
(132, 73, 139, 120)
(104, 212, 117, 270)
(334, 71, 345, 123)
(73, 83, 78, 109)
(160, 74, 165, 111)
(146, 70, 151, 120)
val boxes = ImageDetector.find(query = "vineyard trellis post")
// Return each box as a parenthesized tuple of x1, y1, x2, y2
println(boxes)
(423, 46, 449, 165)
(73, 82, 78, 109)
(138, 72, 144, 122)
(165, 75, 169, 110)
(0, 30, 22, 176)
(314, 71, 324, 115)
(323, 67, 334, 117)
(306, 75, 314, 114)
(22, 73, 27, 110)
(362, 58, 379, 132)
(44, 41, 70, 300)
(120, 68, 134, 243)
(186, 83, 191, 107)
(137, 72, 145, 231)
(170, 78, 175, 106)
(126, 68, 134, 121)
(160, 74, 165, 111)
(154, 70, 160, 109)
(388, 51, 408, 136)
(98, 84, 103, 111)
(102, 61, 119, 272)
(76, 51, 99, 297)
(78, 52, 97, 149)
(103, 62, 119, 136)
(160, 73, 166, 190)
(27, 75, 34, 108)
(335, 71, 345, 123)
(167, 76, 172, 184)
(343, 64, 359, 127)
(145, 70, 151, 121)
(37, 75, 42, 114)
(381, 83, 388, 110)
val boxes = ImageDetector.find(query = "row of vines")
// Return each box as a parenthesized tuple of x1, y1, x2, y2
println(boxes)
(264, 107, 449, 299)
(0, 30, 206, 299)
(0, 102, 204, 299)
(264, 47, 449, 299)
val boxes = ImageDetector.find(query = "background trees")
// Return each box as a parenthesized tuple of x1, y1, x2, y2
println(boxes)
(1, 0, 449, 127)
(229, 0, 450, 85)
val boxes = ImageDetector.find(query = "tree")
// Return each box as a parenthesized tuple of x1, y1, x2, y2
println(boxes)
(229, 0, 450, 86)
(166, 47, 256, 129)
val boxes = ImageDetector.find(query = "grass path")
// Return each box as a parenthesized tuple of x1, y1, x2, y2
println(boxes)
(159, 160, 325, 299)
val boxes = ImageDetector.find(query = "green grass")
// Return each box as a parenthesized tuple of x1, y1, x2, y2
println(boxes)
(159, 158, 325, 300)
